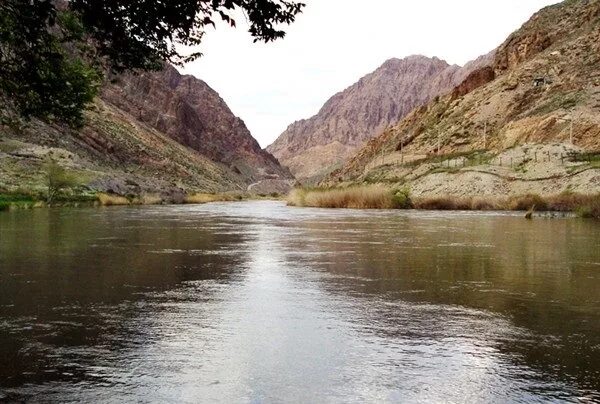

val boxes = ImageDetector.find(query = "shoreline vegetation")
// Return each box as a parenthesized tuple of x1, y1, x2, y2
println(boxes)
(2, 185, 599, 219)
(287, 186, 600, 218)
(0, 191, 283, 211)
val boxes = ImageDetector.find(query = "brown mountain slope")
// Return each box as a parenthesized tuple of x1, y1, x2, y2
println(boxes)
(267, 53, 493, 181)
(1, 66, 292, 198)
(0, 99, 247, 199)
(102, 65, 292, 182)
(326, 0, 600, 197)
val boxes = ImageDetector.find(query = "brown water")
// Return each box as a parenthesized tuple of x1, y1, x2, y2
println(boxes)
(0, 201, 599, 403)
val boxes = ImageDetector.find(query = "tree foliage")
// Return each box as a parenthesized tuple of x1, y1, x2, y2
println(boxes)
(0, 2, 100, 126)
(45, 160, 79, 203)
(0, 0, 305, 126)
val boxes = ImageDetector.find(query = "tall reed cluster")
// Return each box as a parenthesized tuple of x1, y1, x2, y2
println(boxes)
(287, 186, 600, 218)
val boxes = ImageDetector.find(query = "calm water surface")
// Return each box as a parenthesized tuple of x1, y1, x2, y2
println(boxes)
(0, 201, 599, 402)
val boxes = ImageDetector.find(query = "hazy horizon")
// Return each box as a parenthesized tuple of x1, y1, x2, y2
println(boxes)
(181, 0, 560, 148)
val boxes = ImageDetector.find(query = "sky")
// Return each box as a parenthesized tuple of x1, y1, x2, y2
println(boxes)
(181, 0, 560, 148)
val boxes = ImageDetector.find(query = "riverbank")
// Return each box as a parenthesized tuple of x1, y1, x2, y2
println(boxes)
(287, 186, 600, 218)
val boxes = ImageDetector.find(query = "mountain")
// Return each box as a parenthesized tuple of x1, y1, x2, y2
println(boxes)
(267, 53, 494, 182)
(0, 66, 293, 199)
(102, 65, 291, 182)
(325, 0, 600, 197)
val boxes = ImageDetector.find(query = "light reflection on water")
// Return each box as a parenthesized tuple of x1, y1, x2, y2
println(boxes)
(0, 201, 599, 402)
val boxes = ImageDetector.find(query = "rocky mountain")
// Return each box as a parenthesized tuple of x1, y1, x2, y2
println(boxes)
(325, 0, 600, 197)
(0, 66, 293, 199)
(267, 53, 494, 182)
(103, 65, 291, 182)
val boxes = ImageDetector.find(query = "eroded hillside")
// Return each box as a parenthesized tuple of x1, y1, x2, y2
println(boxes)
(0, 66, 293, 199)
(268, 54, 493, 182)
(326, 0, 600, 197)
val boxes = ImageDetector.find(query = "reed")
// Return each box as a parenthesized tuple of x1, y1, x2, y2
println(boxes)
(184, 193, 237, 204)
(287, 186, 600, 218)
(131, 194, 163, 205)
(287, 185, 398, 209)
(97, 193, 130, 206)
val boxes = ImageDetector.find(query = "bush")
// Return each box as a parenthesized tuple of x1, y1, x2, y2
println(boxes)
(391, 188, 413, 209)
(576, 206, 594, 218)
(46, 161, 79, 204)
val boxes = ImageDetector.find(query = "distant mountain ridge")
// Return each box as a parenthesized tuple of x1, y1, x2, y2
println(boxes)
(267, 53, 494, 181)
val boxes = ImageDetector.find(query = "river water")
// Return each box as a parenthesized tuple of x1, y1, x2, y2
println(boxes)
(0, 201, 599, 402)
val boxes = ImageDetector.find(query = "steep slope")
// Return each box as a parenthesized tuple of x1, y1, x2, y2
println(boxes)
(102, 65, 292, 182)
(326, 0, 600, 197)
(0, 99, 247, 199)
(267, 54, 493, 181)
(1, 66, 293, 198)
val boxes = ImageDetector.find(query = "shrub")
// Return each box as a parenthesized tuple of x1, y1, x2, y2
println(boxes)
(391, 188, 413, 209)
(46, 161, 79, 204)
(576, 206, 594, 218)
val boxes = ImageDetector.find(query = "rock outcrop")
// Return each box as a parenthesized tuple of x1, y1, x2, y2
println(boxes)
(268, 53, 494, 182)
(451, 66, 496, 100)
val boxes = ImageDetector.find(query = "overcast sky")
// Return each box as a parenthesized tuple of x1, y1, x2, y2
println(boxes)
(181, 0, 560, 148)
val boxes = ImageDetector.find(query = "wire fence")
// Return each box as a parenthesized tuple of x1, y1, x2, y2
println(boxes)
(370, 150, 599, 170)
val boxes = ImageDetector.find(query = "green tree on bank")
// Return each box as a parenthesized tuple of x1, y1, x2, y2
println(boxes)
(0, 0, 305, 127)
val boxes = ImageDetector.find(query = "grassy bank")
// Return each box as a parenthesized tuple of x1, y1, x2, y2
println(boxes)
(0, 192, 99, 211)
(287, 187, 600, 218)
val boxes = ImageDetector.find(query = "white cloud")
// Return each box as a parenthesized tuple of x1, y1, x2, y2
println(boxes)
(181, 0, 560, 148)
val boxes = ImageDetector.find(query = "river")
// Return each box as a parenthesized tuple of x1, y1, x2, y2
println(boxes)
(0, 201, 599, 402)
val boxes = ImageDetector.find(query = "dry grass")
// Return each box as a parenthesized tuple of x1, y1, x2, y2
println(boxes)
(413, 193, 600, 215)
(413, 196, 475, 211)
(286, 188, 308, 207)
(97, 193, 130, 206)
(506, 194, 548, 211)
(287, 186, 398, 209)
(547, 193, 600, 218)
(132, 193, 163, 205)
(288, 186, 600, 218)
(184, 193, 238, 204)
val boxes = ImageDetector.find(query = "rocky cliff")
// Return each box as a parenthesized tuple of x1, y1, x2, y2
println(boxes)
(103, 65, 291, 182)
(325, 0, 600, 197)
(0, 65, 293, 198)
(267, 53, 494, 182)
